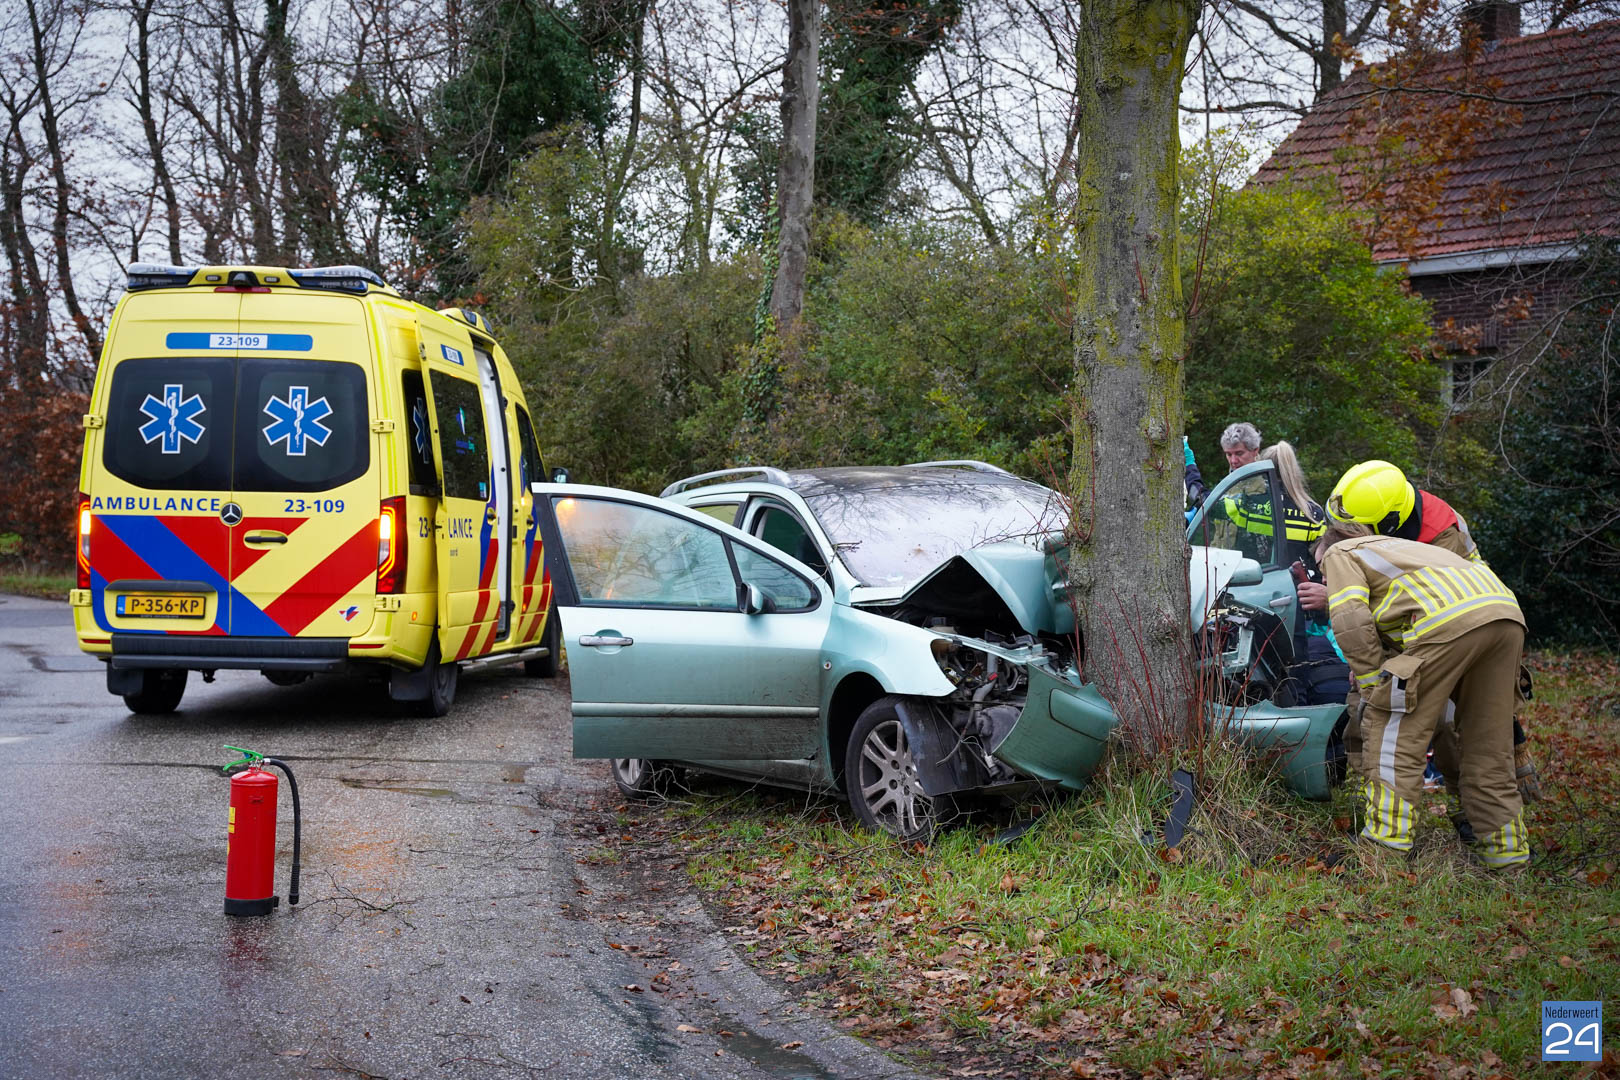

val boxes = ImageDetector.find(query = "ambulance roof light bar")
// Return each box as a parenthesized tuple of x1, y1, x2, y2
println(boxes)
(127, 263, 199, 290)
(289, 265, 389, 294)
(125, 263, 392, 294)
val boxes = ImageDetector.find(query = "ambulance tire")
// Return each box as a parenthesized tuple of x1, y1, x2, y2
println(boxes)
(123, 668, 188, 715)
(524, 608, 561, 678)
(418, 647, 460, 718)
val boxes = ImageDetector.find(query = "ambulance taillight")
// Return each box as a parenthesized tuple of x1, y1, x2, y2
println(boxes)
(376, 496, 407, 593)
(76, 494, 92, 589)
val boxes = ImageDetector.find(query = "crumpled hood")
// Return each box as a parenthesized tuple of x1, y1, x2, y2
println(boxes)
(856, 540, 1255, 638)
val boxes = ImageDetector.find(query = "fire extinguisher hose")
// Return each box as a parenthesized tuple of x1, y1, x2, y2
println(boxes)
(264, 758, 302, 906)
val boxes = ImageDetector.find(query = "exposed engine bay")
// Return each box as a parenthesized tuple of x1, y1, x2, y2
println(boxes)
(853, 552, 1320, 798)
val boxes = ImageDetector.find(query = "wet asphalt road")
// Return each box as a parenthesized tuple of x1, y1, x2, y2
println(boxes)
(0, 595, 913, 1080)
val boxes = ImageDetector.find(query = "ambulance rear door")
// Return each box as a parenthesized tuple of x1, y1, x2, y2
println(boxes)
(228, 292, 381, 638)
(419, 326, 502, 661)
(89, 291, 241, 638)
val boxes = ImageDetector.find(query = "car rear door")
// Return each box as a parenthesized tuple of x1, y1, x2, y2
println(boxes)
(531, 484, 830, 761)
(228, 293, 381, 638)
(1186, 460, 1298, 636)
(419, 326, 500, 660)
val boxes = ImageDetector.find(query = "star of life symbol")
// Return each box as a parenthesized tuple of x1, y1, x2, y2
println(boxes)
(138, 384, 206, 454)
(411, 398, 429, 459)
(263, 386, 333, 456)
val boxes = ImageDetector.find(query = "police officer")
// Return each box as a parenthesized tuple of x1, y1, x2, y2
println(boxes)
(1326, 460, 1542, 806)
(1317, 521, 1529, 868)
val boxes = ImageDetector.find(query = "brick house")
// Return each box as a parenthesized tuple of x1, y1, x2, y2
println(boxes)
(1251, 6, 1620, 401)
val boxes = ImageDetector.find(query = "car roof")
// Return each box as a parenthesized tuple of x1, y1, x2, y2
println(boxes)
(663, 462, 1049, 500)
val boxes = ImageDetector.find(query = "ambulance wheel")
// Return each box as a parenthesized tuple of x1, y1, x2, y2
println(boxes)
(524, 609, 561, 678)
(124, 668, 188, 714)
(416, 645, 459, 718)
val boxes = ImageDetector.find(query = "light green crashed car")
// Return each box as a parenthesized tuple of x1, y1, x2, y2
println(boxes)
(530, 462, 1346, 841)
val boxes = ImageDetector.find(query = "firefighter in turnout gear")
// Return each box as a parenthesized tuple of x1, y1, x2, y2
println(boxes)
(1326, 460, 1481, 561)
(1317, 521, 1529, 869)
(1326, 460, 1542, 807)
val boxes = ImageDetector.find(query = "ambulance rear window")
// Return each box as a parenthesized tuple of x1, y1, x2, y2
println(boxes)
(102, 357, 233, 490)
(235, 358, 369, 493)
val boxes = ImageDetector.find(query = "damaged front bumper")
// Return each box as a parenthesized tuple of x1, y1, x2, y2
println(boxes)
(945, 639, 1347, 801)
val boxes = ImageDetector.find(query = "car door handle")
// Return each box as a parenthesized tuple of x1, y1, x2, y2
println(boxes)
(244, 531, 288, 545)
(486, 506, 499, 523)
(1268, 597, 1293, 609)
(579, 634, 633, 648)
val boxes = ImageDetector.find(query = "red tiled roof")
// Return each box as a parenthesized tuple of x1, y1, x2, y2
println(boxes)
(1251, 20, 1620, 262)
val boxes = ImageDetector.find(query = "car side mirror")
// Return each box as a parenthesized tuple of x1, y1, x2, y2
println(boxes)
(1229, 558, 1264, 587)
(550, 466, 570, 484)
(743, 583, 777, 615)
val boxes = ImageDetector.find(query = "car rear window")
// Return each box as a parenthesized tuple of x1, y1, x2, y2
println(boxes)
(101, 355, 369, 493)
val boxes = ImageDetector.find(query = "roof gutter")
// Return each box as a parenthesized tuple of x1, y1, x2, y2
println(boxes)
(1383, 241, 1584, 277)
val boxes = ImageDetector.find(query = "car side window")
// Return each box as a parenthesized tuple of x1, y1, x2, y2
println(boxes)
(1194, 473, 1278, 567)
(751, 504, 829, 578)
(691, 502, 742, 526)
(553, 497, 738, 610)
(731, 543, 817, 611)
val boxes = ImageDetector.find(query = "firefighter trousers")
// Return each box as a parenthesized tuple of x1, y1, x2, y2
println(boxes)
(1355, 618, 1527, 865)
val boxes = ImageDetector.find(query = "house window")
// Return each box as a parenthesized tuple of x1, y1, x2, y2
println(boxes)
(1449, 354, 1493, 406)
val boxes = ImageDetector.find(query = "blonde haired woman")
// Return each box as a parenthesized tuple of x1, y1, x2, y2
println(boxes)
(1259, 441, 1350, 711)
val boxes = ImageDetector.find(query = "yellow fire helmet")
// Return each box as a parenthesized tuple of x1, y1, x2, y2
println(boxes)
(1326, 460, 1417, 532)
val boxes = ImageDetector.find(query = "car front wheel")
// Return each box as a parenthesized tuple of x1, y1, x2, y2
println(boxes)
(845, 696, 939, 844)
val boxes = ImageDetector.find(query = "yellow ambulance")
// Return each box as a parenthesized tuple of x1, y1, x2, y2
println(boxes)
(72, 264, 559, 715)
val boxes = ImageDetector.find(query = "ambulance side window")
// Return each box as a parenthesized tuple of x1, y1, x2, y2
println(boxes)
(431, 376, 490, 502)
(515, 406, 543, 490)
(402, 370, 439, 496)
(102, 356, 233, 491)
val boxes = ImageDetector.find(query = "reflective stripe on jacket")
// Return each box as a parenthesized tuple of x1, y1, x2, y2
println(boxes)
(1322, 534, 1524, 688)
(1221, 494, 1325, 544)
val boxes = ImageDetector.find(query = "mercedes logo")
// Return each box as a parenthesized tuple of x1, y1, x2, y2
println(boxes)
(220, 502, 243, 527)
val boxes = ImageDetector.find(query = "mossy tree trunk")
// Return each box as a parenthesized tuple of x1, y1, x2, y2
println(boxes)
(770, 0, 821, 332)
(1068, 0, 1197, 746)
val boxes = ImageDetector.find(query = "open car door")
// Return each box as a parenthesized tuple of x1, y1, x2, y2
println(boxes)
(1186, 460, 1300, 638)
(531, 483, 833, 761)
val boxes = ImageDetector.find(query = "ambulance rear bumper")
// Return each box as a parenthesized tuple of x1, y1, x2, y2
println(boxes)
(109, 634, 351, 672)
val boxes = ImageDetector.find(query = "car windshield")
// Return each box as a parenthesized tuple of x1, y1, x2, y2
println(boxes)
(796, 470, 1065, 589)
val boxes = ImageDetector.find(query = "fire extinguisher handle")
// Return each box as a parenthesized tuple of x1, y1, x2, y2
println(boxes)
(265, 758, 301, 906)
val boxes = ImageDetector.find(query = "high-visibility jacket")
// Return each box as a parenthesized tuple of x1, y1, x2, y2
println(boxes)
(1323, 534, 1524, 692)
(1222, 492, 1325, 566)
(1391, 489, 1481, 562)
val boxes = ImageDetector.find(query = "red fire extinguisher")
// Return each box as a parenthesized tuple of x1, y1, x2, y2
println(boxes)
(222, 745, 302, 916)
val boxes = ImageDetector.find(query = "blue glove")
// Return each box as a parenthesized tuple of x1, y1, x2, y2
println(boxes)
(1183, 436, 1196, 468)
